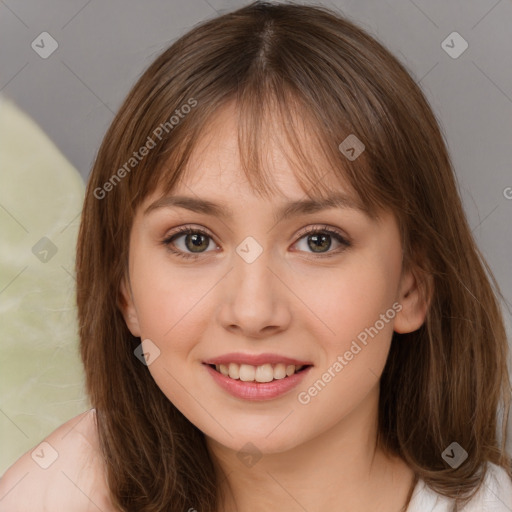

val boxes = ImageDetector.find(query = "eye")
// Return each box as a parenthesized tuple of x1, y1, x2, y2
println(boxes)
(293, 225, 351, 258)
(162, 226, 217, 260)
(162, 224, 351, 260)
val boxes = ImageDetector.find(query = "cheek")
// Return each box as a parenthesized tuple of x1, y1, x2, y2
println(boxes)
(294, 250, 401, 353)
(295, 263, 400, 415)
(129, 256, 210, 413)
(129, 249, 215, 359)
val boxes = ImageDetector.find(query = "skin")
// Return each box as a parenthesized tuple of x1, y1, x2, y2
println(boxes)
(120, 102, 429, 511)
(0, 409, 116, 511)
(0, 102, 429, 511)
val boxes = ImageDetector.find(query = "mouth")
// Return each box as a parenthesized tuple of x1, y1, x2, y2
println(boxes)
(206, 362, 312, 383)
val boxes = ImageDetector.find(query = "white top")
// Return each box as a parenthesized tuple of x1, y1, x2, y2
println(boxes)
(407, 463, 512, 511)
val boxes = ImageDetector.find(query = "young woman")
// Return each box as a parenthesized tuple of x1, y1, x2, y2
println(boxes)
(1, 2, 511, 511)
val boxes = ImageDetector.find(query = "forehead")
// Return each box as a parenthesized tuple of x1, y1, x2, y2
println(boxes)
(168, 100, 355, 204)
(138, 93, 386, 228)
(143, 102, 369, 223)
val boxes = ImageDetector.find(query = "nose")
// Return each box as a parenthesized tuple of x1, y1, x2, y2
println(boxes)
(217, 243, 292, 339)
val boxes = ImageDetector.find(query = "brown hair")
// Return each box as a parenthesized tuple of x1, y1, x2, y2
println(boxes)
(76, 1, 512, 510)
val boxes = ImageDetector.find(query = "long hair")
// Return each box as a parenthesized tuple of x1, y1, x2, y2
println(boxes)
(76, 2, 511, 510)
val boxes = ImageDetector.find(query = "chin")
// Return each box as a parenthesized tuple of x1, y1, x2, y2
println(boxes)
(206, 424, 307, 456)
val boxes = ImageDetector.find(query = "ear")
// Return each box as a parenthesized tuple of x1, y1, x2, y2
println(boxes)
(394, 266, 432, 334)
(119, 276, 142, 337)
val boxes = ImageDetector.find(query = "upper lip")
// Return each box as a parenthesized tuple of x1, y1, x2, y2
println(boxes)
(203, 353, 313, 367)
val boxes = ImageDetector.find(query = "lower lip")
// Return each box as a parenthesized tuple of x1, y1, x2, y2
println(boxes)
(203, 364, 312, 401)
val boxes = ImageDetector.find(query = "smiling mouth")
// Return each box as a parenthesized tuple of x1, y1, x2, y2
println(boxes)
(208, 362, 311, 383)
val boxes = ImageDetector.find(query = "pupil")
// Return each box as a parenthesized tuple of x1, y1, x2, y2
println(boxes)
(185, 233, 331, 254)
(309, 234, 331, 252)
(187, 233, 208, 252)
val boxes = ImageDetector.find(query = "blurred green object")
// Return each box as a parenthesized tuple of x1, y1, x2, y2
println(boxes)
(0, 95, 90, 475)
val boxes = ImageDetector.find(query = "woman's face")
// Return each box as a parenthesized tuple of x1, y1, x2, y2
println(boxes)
(120, 102, 426, 456)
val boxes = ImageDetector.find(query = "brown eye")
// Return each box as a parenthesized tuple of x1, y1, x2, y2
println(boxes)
(306, 233, 332, 253)
(162, 227, 216, 260)
(181, 232, 210, 253)
(293, 226, 351, 257)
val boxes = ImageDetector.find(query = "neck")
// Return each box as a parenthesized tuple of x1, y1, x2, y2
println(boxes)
(206, 386, 416, 512)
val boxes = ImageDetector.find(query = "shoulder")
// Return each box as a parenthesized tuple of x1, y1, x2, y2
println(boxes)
(0, 409, 119, 512)
(408, 462, 512, 512)
(471, 462, 512, 511)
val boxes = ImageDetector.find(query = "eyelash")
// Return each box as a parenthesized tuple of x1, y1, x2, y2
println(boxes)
(161, 225, 351, 261)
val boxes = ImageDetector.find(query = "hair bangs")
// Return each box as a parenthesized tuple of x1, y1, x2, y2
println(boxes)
(144, 77, 386, 222)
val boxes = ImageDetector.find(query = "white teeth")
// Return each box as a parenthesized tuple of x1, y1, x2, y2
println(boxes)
(228, 363, 239, 380)
(255, 363, 274, 383)
(273, 363, 287, 380)
(239, 364, 255, 381)
(213, 362, 306, 382)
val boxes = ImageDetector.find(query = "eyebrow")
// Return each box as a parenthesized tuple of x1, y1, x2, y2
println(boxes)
(143, 193, 366, 222)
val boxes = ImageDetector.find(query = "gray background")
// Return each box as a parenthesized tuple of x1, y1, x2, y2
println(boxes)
(1, 0, 511, 451)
